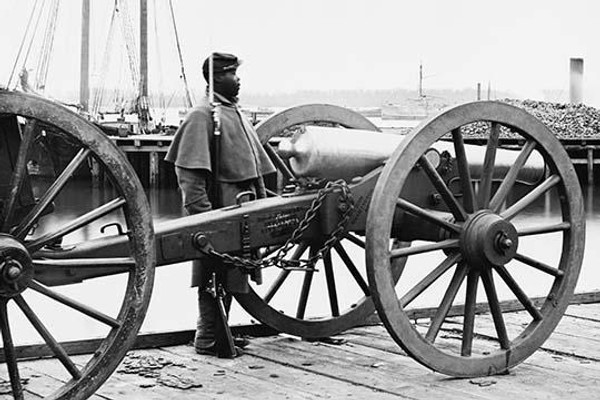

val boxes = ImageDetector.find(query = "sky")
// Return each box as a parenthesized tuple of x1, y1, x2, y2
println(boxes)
(1, 0, 599, 106)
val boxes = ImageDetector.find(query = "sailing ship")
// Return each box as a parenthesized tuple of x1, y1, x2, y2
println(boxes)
(7, 0, 193, 136)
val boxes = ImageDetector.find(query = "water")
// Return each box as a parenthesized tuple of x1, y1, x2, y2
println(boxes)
(8, 177, 600, 346)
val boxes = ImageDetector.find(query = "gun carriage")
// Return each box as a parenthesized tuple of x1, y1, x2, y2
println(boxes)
(0, 90, 584, 399)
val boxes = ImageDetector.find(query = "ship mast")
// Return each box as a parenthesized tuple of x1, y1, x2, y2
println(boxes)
(418, 61, 423, 98)
(138, 0, 150, 131)
(79, 0, 90, 112)
(83, 0, 150, 128)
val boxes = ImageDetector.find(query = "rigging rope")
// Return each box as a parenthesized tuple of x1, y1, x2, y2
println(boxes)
(169, 0, 194, 108)
(152, 0, 166, 112)
(118, 0, 140, 93)
(33, 0, 52, 88)
(91, 4, 119, 117)
(7, 0, 41, 88)
(16, 0, 46, 91)
(10, 0, 61, 93)
(35, 0, 61, 91)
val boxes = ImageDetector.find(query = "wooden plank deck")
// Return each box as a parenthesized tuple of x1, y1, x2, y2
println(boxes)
(5, 303, 599, 399)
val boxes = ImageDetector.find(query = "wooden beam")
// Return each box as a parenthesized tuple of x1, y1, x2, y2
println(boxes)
(587, 146, 594, 184)
(149, 151, 159, 187)
(0, 324, 278, 362)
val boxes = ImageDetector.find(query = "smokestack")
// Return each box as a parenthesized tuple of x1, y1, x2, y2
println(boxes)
(569, 58, 584, 104)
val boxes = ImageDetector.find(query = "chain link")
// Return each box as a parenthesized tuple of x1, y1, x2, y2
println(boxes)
(207, 179, 354, 272)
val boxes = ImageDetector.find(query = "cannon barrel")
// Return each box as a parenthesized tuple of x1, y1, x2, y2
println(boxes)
(277, 126, 546, 184)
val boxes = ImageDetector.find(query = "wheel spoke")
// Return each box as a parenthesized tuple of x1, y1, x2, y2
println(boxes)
(296, 248, 317, 319)
(2, 120, 37, 232)
(400, 252, 461, 307)
(396, 198, 461, 233)
(500, 175, 561, 220)
(514, 253, 564, 277)
(12, 148, 91, 239)
(264, 242, 308, 303)
(390, 238, 459, 259)
(333, 242, 370, 297)
(451, 128, 477, 213)
(264, 270, 290, 304)
(419, 155, 468, 221)
(264, 142, 296, 181)
(481, 268, 510, 349)
(425, 263, 468, 343)
(493, 265, 543, 321)
(517, 221, 570, 237)
(489, 140, 536, 212)
(14, 295, 81, 379)
(462, 268, 480, 356)
(478, 122, 500, 209)
(323, 250, 340, 317)
(26, 197, 126, 253)
(342, 233, 365, 249)
(29, 280, 121, 328)
(0, 300, 24, 399)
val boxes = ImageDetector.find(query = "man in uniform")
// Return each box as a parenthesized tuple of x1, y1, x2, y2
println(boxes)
(165, 52, 276, 357)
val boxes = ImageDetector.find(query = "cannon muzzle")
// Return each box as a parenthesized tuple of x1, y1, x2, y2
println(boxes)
(277, 126, 546, 184)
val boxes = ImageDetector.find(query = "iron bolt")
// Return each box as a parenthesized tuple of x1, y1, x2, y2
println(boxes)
(496, 233, 513, 252)
(500, 238, 513, 249)
(193, 233, 214, 254)
(6, 265, 22, 280)
(194, 234, 209, 248)
(1, 259, 22, 281)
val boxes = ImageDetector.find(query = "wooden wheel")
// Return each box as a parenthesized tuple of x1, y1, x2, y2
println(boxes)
(366, 101, 584, 377)
(0, 91, 155, 399)
(235, 104, 406, 338)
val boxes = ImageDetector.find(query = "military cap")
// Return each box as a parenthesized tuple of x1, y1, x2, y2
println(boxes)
(202, 52, 242, 81)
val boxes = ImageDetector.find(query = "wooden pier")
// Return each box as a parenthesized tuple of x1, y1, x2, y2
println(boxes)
(5, 301, 600, 399)
(563, 141, 600, 184)
(109, 135, 173, 187)
(87, 134, 175, 188)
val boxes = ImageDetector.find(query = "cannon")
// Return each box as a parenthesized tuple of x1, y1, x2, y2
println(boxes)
(0, 90, 584, 398)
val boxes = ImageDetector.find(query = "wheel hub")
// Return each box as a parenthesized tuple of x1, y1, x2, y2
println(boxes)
(460, 210, 518, 267)
(0, 234, 33, 297)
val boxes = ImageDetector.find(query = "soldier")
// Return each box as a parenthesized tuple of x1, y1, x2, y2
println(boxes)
(165, 52, 276, 357)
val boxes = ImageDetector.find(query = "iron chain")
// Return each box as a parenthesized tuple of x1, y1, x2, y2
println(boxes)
(207, 179, 355, 272)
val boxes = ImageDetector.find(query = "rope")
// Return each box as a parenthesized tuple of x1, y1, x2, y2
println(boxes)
(35, 0, 61, 91)
(168, 0, 193, 108)
(7, 0, 41, 88)
(119, 0, 140, 91)
(152, 0, 166, 112)
(91, 4, 119, 116)
(16, 0, 46, 91)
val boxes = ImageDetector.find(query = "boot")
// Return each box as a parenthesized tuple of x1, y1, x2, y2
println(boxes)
(195, 284, 244, 357)
(194, 288, 218, 353)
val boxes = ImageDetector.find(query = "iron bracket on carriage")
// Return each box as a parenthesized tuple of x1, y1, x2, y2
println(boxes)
(0, 90, 585, 398)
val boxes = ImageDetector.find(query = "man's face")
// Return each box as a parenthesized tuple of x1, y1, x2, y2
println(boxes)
(214, 70, 240, 100)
